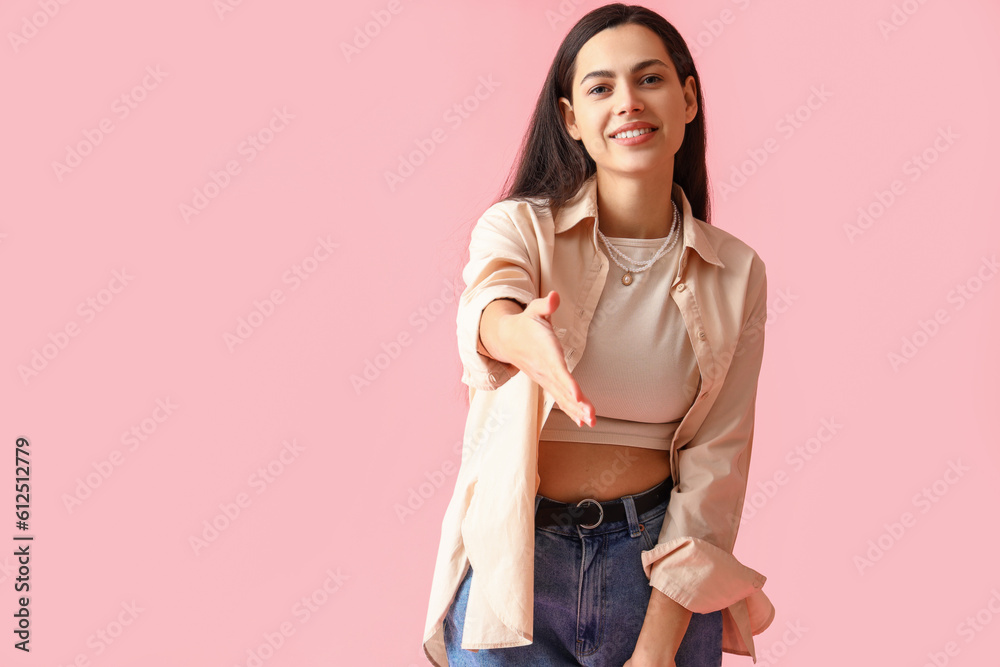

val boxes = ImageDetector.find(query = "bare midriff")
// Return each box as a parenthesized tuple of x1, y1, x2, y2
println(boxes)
(536, 438, 672, 503)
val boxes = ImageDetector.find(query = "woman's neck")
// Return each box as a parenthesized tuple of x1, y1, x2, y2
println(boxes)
(594, 168, 678, 239)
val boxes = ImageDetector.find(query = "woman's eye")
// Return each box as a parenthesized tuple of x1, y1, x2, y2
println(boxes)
(589, 75, 662, 95)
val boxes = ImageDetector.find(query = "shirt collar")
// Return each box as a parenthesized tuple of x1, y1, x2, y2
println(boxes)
(552, 173, 725, 268)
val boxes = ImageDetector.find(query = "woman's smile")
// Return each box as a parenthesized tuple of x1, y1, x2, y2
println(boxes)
(609, 126, 658, 145)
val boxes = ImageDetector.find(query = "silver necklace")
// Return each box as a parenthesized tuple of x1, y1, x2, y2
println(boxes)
(597, 199, 681, 286)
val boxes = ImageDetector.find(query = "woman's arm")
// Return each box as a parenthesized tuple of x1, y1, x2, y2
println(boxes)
(478, 297, 525, 363)
(477, 292, 595, 428)
(456, 207, 539, 391)
(629, 256, 771, 664)
(624, 588, 691, 666)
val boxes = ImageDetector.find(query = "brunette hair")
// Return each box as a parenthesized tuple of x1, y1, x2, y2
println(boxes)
(495, 3, 712, 224)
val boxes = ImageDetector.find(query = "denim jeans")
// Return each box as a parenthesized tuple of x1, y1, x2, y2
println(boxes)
(443, 478, 723, 666)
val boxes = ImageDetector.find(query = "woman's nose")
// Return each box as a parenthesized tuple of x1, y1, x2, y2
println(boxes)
(615, 85, 643, 114)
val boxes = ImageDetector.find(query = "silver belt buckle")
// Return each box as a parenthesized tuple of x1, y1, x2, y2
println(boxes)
(575, 498, 604, 529)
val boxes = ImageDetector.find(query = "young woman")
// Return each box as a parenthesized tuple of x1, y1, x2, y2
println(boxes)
(423, 4, 775, 666)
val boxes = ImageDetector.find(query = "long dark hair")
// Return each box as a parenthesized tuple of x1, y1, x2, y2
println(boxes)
(495, 3, 711, 224)
(449, 4, 712, 406)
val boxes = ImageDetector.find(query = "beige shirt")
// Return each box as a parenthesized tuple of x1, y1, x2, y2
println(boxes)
(538, 230, 699, 450)
(423, 173, 776, 665)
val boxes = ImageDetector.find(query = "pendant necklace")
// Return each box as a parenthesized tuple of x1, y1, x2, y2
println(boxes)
(596, 199, 681, 286)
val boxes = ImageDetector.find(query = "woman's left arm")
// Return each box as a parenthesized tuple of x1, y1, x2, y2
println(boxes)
(623, 587, 690, 666)
(628, 257, 771, 664)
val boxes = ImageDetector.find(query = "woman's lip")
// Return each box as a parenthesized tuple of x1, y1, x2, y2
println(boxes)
(609, 128, 657, 145)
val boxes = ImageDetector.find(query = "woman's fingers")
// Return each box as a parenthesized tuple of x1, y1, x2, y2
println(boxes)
(515, 291, 595, 427)
(542, 348, 593, 427)
(559, 372, 595, 427)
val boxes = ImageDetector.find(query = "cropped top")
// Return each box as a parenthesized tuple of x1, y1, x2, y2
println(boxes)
(539, 230, 700, 450)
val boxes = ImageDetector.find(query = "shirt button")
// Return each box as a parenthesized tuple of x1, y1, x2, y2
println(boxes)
(697, 330, 706, 340)
(488, 372, 498, 384)
(676, 283, 686, 292)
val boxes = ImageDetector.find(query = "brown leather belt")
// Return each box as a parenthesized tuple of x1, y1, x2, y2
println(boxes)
(535, 476, 672, 529)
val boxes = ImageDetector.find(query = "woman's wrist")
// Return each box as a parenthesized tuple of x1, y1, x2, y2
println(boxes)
(634, 587, 692, 659)
(479, 298, 524, 362)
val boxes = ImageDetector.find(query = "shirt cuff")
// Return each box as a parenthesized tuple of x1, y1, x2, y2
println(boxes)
(640, 535, 767, 614)
(458, 288, 533, 391)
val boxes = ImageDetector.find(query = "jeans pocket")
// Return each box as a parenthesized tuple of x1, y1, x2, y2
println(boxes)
(639, 509, 666, 551)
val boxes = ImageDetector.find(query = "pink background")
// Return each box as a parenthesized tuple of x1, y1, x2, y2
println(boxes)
(2, 0, 999, 665)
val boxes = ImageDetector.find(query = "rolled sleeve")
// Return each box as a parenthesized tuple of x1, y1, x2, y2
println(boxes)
(457, 206, 539, 391)
(641, 536, 766, 613)
(642, 260, 769, 615)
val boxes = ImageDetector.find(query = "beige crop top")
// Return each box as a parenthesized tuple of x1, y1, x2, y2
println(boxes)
(539, 231, 700, 451)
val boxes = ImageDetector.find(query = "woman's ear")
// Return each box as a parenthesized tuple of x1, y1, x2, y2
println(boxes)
(682, 76, 698, 124)
(559, 97, 582, 141)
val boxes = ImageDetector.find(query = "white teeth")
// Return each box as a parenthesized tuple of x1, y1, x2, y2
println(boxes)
(613, 127, 653, 139)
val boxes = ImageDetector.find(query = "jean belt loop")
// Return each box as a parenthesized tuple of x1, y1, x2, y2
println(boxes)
(623, 495, 642, 538)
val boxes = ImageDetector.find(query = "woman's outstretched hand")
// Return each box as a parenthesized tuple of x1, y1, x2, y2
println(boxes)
(495, 290, 595, 427)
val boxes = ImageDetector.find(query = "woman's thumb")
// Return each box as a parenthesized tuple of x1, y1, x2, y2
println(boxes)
(533, 290, 559, 316)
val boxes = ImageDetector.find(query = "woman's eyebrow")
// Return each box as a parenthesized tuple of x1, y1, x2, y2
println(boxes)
(579, 58, 669, 85)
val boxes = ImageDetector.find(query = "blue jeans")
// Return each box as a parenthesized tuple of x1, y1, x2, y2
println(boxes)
(443, 478, 723, 666)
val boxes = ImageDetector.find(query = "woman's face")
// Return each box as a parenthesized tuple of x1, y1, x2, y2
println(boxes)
(559, 23, 697, 178)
